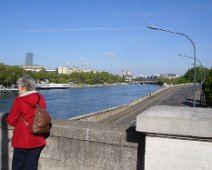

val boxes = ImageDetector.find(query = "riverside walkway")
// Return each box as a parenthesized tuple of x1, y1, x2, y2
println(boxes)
(99, 83, 200, 126)
(72, 83, 201, 126)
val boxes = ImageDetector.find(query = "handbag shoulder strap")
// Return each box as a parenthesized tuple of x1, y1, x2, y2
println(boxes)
(20, 116, 29, 127)
(36, 94, 41, 107)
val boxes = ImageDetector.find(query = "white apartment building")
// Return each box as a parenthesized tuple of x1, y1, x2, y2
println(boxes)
(58, 66, 100, 74)
(58, 66, 70, 74)
(20, 65, 43, 72)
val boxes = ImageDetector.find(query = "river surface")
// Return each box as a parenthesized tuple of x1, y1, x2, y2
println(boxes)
(0, 84, 161, 119)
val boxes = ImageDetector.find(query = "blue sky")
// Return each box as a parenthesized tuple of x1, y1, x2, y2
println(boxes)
(0, 0, 211, 76)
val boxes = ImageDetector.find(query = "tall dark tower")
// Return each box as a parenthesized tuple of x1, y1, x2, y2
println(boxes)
(25, 53, 33, 66)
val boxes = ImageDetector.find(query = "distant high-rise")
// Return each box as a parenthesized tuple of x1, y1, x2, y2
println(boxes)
(25, 53, 33, 66)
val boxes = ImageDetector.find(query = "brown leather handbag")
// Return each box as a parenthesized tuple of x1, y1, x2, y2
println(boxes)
(21, 95, 51, 134)
(31, 103, 51, 134)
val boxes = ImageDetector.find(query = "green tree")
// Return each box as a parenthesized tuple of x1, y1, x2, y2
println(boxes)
(177, 77, 190, 84)
(183, 66, 204, 83)
(0, 65, 26, 86)
(202, 68, 212, 107)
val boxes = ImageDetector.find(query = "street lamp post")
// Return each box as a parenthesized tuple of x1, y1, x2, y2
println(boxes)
(178, 54, 203, 105)
(147, 26, 197, 107)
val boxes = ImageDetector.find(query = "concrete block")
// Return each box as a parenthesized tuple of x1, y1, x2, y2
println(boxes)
(145, 136, 212, 170)
(136, 105, 212, 138)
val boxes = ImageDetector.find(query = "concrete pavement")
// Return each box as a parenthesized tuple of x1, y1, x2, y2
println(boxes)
(98, 84, 201, 126)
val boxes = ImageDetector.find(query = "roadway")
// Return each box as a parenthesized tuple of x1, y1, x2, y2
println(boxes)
(98, 84, 200, 127)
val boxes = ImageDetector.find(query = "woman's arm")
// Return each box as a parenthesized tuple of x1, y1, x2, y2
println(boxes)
(6, 97, 21, 126)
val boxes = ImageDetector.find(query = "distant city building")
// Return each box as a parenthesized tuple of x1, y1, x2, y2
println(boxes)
(160, 74, 180, 79)
(122, 70, 133, 82)
(58, 66, 101, 74)
(140, 74, 159, 81)
(58, 66, 70, 74)
(20, 65, 43, 72)
(25, 53, 33, 66)
(139, 73, 180, 81)
(45, 69, 56, 72)
(19, 52, 43, 72)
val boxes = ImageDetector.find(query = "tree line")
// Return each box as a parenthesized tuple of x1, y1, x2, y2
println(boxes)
(0, 64, 123, 87)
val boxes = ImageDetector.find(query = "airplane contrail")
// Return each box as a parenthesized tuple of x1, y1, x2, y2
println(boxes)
(12, 26, 145, 33)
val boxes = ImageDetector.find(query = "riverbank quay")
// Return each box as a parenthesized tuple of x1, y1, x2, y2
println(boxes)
(0, 82, 127, 92)
(0, 87, 18, 93)
(1, 105, 212, 170)
(69, 82, 129, 88)
(69, 83, 194, 123)
(36, 81, 124, 89)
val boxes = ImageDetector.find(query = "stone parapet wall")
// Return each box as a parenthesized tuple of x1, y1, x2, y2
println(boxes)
(0, 114, 144, 170)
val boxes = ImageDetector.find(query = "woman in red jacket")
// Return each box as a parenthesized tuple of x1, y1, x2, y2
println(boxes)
(7, 75, 46, 170)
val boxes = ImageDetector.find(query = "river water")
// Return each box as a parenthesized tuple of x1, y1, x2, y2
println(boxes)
(0, 84, 161, 119)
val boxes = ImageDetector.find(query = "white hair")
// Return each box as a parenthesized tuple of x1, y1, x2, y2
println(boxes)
(16, 75, 36, 91)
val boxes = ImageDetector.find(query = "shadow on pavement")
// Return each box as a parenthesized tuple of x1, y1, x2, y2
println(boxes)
(182, 98, 201, 107)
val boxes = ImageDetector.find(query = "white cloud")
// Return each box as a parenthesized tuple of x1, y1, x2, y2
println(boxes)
(105, 51, 116, 58)
(12, 27, 144, 33)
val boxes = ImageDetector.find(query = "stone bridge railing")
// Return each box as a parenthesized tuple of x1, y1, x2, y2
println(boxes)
(0, 113, 144, 170)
